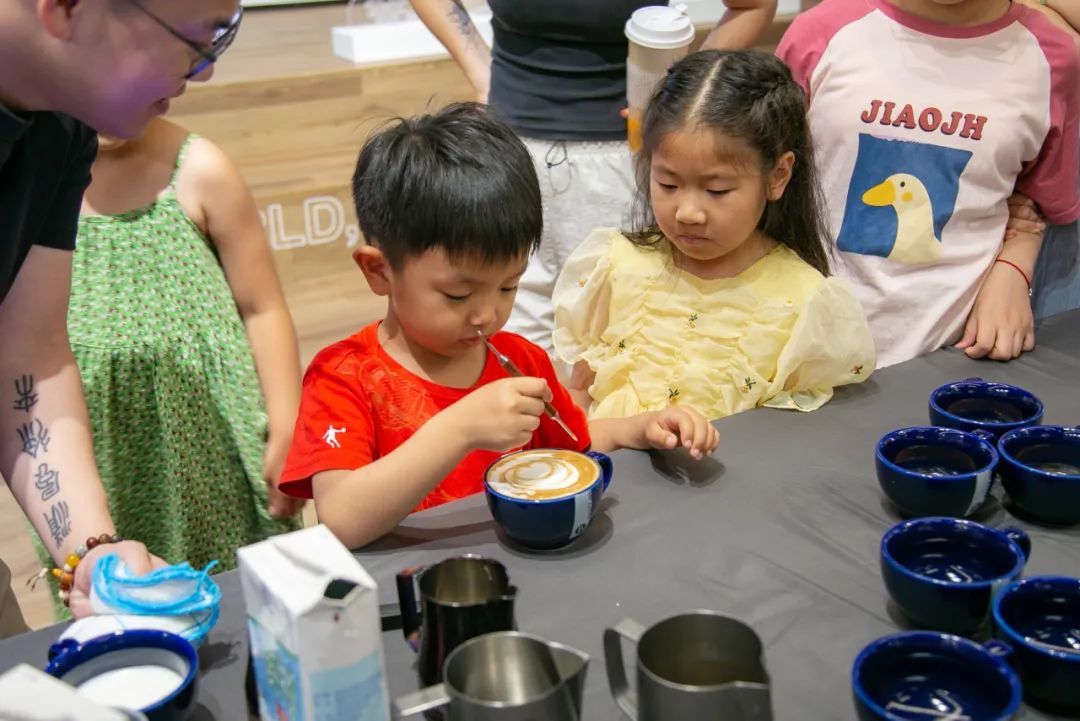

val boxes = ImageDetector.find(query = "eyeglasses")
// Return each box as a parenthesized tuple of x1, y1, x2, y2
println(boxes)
(128, 0, 243, 79)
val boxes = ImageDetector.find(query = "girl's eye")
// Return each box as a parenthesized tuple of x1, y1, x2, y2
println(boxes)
(707, 189, 732, 196)
(443, 293, 469, 302)
(657, 182, 677, 191)
(501, 286, 518, 293)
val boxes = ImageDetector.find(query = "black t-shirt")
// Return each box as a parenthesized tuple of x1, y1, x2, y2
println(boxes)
(0, 104, 97, 304)
(488, 0, 655, 141)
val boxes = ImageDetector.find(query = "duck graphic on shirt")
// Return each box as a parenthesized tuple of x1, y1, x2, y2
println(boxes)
(860, 172, 941, 265)
(837, 134, 973, 264)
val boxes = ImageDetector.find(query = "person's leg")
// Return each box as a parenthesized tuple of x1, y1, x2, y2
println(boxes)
(507, 138, 636, 363)
(0, 558, 30, 639)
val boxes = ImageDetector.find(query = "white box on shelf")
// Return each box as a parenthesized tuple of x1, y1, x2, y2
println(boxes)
(682, 0, 801, 24)
(332, 9, 494, 65)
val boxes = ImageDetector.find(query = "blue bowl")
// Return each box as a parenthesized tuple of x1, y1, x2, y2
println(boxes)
(997, 426, 1080, 526)
(929, 378, 1043, 441)
(485, 449, 612, 550)
(881, 518, 1030, 635)
(852, 632, 1021, 721)
(876, 427, 998, 518)
(993, 576, 1080, 715)
(46, 630, 198, 721)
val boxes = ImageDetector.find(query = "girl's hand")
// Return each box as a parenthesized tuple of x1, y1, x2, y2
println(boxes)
(955, 262, 1035, 360)
(1004, 193, 1046, 241)
(642, 406, 719, 460)
(264, 431, 305, 519)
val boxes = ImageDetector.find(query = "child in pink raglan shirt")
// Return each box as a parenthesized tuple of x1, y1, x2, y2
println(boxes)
(778, 0, 1079, 367)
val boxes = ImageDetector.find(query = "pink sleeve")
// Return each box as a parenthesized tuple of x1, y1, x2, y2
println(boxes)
(775, 16, 821, 99)
(1016, 12, 1080, 225)
(776, 0, 874, 103)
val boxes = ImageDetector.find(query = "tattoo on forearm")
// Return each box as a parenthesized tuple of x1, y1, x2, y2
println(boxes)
(448, 0, 480, 39)
(44, 501, 71, 549)
(13, 375, 38, 413)
(34, 463, 61, 501)
(17, 419, 51, 458)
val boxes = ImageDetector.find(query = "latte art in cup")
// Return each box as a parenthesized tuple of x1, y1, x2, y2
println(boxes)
(487, 450, 599, 500)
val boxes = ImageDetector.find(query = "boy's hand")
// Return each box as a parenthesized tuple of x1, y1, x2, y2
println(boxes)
(642, 406, 719, 460)
(956, 263, 1035, 360)
(447, 377, 550, 452)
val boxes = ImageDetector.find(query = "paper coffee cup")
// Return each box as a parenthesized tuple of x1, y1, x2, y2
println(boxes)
(625, 4, 695, 151)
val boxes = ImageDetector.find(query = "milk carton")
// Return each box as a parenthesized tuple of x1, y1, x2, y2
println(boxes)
(238, 525, 389, 721)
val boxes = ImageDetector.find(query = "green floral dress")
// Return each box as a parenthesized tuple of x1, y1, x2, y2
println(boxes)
(35, 135, 298, 609)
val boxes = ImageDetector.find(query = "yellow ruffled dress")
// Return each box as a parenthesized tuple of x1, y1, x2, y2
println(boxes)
(552, 229, 877, 420)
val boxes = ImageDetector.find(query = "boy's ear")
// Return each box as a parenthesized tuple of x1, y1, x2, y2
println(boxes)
(353, 245, 393, 296)
(37, 0, 78, 41)
(766, 151, 796, 201)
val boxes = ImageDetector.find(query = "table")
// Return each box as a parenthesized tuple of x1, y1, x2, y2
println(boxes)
(4, 311, 1080, 720)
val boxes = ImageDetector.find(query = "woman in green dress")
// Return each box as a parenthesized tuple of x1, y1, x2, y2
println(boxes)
(35, 118, 303, 613)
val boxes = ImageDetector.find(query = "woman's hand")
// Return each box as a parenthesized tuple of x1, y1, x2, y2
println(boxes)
(69, 541, 167, 618)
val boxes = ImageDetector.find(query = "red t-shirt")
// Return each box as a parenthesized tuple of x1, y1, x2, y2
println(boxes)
(279, 323, 591, 511)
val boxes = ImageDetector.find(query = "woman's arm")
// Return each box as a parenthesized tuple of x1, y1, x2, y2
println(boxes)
(181, 138, 304, 519)
(409, 0, 492, 102)
(0, 247, 120, 562)
(701, 0, 779, 51)
(1019, 0, 1080, 51)
(0, 247, 161, 616)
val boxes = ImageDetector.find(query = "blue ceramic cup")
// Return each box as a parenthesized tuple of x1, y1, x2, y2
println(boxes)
(997, 425, 1080, 526)
(876, 426, 998, 518)
(852, 631, 1021, 721)
(992, 576, 1080, 715)
(485, 448, 612, 550)
(46, 630, 199, 721)
(880, 518, 1031, 635)
(929, 378, 1043, 440)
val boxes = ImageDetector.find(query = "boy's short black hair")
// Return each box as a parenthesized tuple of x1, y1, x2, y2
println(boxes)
(352, 102, 542, 269)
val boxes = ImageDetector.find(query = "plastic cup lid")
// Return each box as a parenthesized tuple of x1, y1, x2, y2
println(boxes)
(625, 4, 695, 50)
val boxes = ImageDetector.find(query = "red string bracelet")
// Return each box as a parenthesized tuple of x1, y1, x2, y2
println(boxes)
(994, 258, 1032, 297)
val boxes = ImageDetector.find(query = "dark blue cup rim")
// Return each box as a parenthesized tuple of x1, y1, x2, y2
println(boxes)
(852, 631, 1022, 721)
(992, 575, 1080, 663)
(484, 448, 605, 505)
(876, 426, 998, 481)
(997, 425, 1080, 480)
(929, 379, 1043, 430)
(45, 629, 197, 712)
(881, 518, 1025, 589)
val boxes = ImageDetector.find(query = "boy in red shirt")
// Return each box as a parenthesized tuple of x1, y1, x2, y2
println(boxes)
(281, 103, 718, 548)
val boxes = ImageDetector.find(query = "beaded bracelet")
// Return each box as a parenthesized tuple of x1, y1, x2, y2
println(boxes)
(28, 533, 123, 606)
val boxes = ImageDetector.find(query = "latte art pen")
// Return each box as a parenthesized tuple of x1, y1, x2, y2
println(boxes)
(477, 330, 579, 443)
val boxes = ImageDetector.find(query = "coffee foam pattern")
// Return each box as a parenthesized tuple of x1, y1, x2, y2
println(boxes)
(487, 453, 594, 500)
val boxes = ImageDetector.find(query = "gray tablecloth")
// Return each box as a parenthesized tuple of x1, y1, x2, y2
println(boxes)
(3, 311, 1080, 720)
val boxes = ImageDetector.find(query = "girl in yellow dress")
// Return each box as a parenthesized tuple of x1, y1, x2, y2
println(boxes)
(553, 49, 876, 421)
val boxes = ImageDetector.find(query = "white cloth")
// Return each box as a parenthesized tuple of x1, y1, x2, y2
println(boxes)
(506, 137, 636, 364)
(81, 555, 220, 646)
